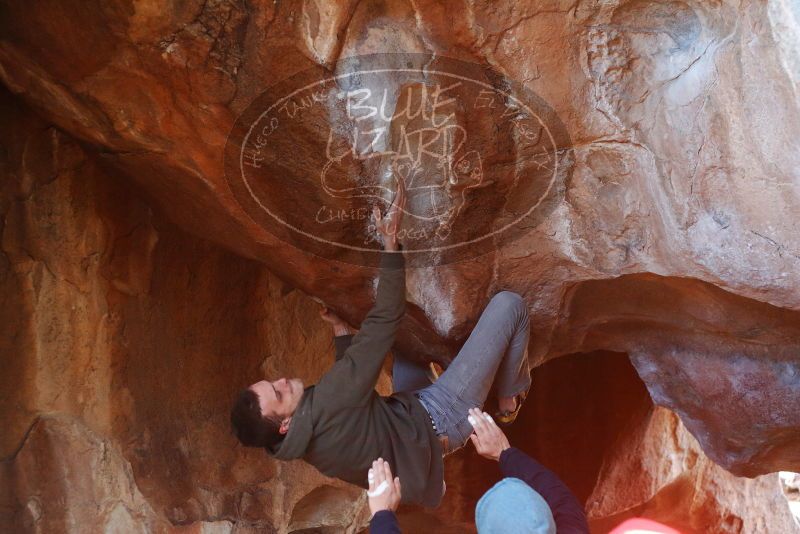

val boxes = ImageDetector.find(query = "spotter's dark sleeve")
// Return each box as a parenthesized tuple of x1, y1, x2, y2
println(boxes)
(499, 447, 589, 534)
(370, 510, 402, 534)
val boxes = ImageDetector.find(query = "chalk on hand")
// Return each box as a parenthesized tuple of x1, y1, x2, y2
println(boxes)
(368, 469, 374, 481)
(367, 480, 389, 498)
(468, 415, 477, 427)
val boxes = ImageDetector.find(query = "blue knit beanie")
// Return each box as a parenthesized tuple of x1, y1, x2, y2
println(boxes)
(475, 478, 557, 534)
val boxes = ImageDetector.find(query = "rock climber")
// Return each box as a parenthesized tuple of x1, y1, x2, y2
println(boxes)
(367, 409, 590, 533)
(230, 177, 532, 508)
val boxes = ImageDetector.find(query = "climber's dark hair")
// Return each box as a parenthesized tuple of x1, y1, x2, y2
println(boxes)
(230, 388, 284, 450)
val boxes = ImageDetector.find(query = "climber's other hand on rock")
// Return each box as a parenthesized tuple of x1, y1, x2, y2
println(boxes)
(320, 306, 352, 336)
(468, 407, 510, 461)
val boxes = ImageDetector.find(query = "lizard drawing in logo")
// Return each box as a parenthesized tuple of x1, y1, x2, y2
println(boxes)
(320, 120, 485, 241)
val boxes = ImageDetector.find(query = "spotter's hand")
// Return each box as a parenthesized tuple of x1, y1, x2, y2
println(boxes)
(467, 407, 511, 461)
(367, 457, 402, 517)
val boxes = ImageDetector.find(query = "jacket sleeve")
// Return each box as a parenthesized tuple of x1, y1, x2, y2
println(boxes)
(315, 247, 405, 407)
(499, 447, 590, 534)
(370, 510, 402, 534)
(334, 334, 354, 361)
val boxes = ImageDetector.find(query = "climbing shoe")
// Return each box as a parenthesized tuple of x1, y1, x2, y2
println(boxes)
(494, 390, 527, 427)
(426, 362, 440, 383)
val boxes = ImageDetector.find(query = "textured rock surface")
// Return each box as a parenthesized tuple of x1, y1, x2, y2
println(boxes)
(1, 415, 170, 533)
(1, 0, 799, 477)
(548, 274, 800, 476)
(4, 93, 795, 533)
(1, 0, 799, 532)
(587, 407, 800, 533)
(0, 93, 372, 533)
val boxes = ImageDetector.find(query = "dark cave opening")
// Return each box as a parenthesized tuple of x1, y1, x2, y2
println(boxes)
(393, 349, 653, 531)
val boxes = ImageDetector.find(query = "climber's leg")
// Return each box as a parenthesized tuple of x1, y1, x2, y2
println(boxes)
(414, 291, 531, 454)
(392, 353, 434, 393)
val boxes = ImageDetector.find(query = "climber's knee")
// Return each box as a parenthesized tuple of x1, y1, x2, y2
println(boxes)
(490, 290, 527, 318)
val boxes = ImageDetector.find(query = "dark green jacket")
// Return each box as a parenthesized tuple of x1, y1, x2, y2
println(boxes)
(268, 248, 444, 507)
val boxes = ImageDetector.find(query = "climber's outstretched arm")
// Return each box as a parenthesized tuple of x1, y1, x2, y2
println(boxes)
(314, 180, 407, 407)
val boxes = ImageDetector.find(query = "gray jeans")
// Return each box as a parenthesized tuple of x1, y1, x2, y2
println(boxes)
(393, 291, 532, 455)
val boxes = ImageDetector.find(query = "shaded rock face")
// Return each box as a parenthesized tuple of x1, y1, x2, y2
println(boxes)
(549, 274, 800, 477)
(0, 0, 799, 532)
(0, 92, 372, 533)
(1, 415, 170, 533)
(587, 407, 800, 533)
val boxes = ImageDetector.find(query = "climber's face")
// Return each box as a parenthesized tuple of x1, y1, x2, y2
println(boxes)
(250, 377, 304, 422)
